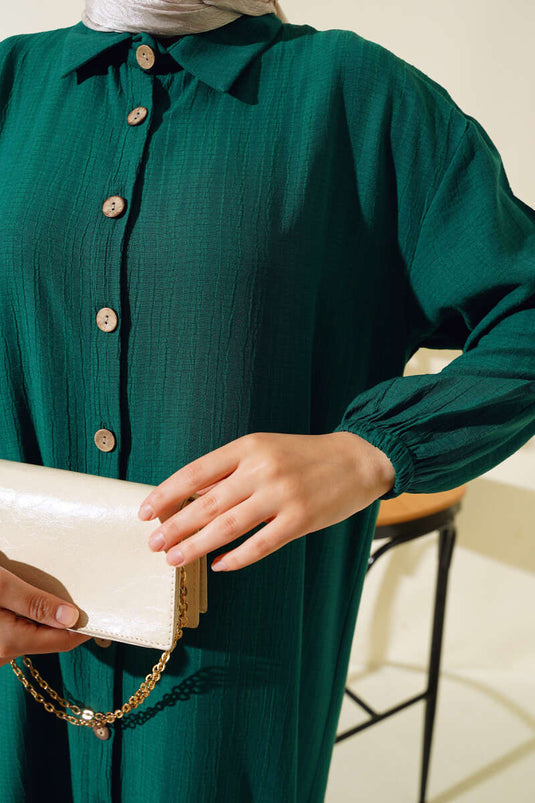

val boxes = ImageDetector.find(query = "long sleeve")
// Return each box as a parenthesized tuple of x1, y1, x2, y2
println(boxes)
(332, 47, 535, 500)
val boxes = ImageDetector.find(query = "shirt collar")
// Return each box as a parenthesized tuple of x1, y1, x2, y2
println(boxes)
(59, 12, 283, 93)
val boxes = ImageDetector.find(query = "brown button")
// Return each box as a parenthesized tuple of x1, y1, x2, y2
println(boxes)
(102, 196, 125, 218)
(127, 106, 148, 126)
(136, 45, 155, 70)
(92, 724, 111, 741)
(94, 429, 116, 452)
(96, 307, 118, 332)
(94, 637, 112, 648)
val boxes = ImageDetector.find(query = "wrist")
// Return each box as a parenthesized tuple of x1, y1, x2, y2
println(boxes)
(371, 442, 396, 497)
(331, 430, 396, 498)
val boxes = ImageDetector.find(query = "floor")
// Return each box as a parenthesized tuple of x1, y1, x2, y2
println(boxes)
(326, 664, 535, 802)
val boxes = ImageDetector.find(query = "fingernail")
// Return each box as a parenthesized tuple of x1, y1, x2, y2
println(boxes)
(167, 549, 185, 566)
(211, 559, 228, 572)
(149, 531, 165, 550)
(56, 605, 79, 627)
(139, 504, 155, 520)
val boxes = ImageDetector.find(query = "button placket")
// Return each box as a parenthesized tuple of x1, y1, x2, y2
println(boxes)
(94, 44, 156, 463)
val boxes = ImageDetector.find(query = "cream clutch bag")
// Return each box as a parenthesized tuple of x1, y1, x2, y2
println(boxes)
(0, 458, 208, 735)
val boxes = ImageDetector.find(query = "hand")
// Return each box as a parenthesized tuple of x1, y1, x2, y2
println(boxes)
(138, 431, 395, 573)
(0, 567, 92, 668)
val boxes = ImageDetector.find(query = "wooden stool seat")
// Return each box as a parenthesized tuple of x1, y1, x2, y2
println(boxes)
(376, 486, 468, 527)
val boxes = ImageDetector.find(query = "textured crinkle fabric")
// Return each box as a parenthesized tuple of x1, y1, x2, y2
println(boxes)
(0, 12, 534, 803)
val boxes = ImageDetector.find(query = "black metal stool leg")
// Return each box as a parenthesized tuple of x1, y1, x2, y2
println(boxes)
(419, 523, 456, 803)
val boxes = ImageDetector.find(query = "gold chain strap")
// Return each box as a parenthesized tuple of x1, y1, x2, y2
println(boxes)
(9, 566, 188, 731)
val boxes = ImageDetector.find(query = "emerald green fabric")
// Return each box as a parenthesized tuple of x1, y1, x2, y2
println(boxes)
(0, 11, 534, 802)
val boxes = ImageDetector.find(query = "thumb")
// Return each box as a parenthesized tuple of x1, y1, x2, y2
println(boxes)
(1, 567, 81, 629)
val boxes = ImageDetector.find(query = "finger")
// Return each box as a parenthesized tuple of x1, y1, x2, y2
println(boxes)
(193, 482, 219, 495)
(137, 435, 251, 520)
(209, 514, 296, 572)
(164, 494, 276, 568)
(148, 476, 257, 552)
(0, 566, 81, 629)
(0, 609, 92, 665)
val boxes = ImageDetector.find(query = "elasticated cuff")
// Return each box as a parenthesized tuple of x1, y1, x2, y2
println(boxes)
(331, 421, 415, 500)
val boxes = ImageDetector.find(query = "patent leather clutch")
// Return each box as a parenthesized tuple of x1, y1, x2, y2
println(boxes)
(0, 458, 208, 651)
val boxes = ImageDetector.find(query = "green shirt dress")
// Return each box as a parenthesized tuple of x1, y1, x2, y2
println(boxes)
(0, 11, 534, 803)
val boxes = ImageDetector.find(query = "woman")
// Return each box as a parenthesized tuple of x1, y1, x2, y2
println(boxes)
(0, 1, 534, 801)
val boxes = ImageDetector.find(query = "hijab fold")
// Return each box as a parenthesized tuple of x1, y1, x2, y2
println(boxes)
(82, 0, 281, 37)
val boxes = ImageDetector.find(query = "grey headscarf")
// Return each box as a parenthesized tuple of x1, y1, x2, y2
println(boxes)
(82, 0, 283, 37)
